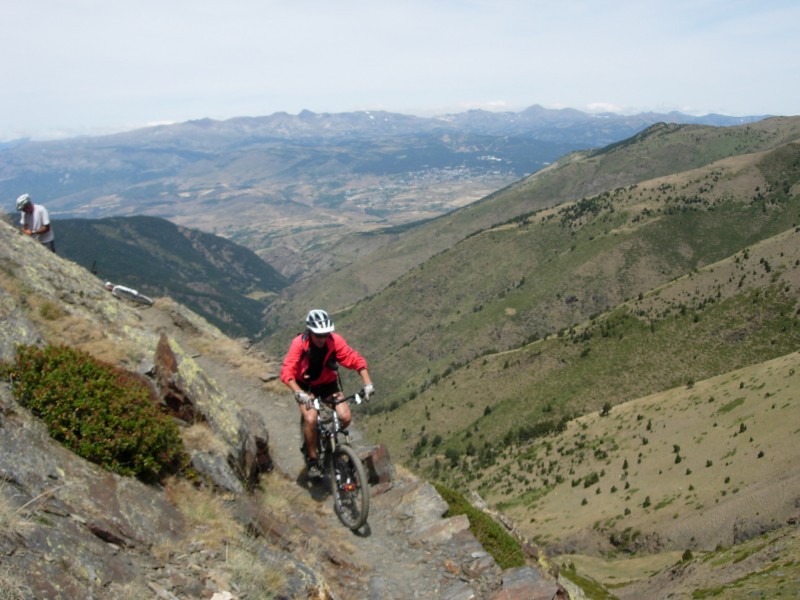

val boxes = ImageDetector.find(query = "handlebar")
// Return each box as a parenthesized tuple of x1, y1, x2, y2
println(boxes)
(313, 389, 367, 411)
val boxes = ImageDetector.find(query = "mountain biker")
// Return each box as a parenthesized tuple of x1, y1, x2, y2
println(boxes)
(280, 309, 374, 479)
(16, 193, 55, 252)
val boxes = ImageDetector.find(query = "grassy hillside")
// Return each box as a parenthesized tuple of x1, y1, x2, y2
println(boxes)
(487, 349, 800, 599)
(260, 117, 800, 500)
(330, 132, 800, 408)
(57, 215, 288, 337)
(262, 117, 800, 336)
(345, 142, 800, 596)
(365, 219, 800, 460)
(259, 119, 800, 597)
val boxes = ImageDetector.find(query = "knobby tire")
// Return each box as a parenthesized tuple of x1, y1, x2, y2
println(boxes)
(329, 444, 369, 530)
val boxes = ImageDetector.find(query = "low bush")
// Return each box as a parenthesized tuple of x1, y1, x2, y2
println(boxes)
(4, 344, 186, 483)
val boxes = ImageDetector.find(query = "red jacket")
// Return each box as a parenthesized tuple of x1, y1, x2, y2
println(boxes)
(280, 332, 368, 388)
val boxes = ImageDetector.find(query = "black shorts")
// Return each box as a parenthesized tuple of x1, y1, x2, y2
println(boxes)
(298, 381, 340, 400)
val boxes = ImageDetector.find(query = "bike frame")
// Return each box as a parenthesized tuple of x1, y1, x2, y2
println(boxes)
(307, 389, 370, 530)
(312, 390, 364, 455)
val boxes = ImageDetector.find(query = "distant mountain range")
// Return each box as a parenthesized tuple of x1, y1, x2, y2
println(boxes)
(0, 105, 769, 280)
(435, 104, 766, 139)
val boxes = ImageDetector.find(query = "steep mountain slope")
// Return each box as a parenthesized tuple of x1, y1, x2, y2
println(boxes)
(535, 351, 800, 595)
(367, 221, 800, 455)
(53, 215, 288, 338)
(263, 118, 800, 337)
(335, 121, 800, 598)
(265, 118, 800, 396)
(256, 118, 800, 578)
(349, 138, 800, 456)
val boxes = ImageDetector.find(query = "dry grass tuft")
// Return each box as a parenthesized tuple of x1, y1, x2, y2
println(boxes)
(37, 299, 67, 321)
(0, 481, 33, 535)
(22, 299, 134, 367)
(0, 478, 33, 599)
(257, 471, 316, 520)
(181, 422, 230, 455)
(104, 580, 153, 600)
(165, 478, 243, 549)
(158, 473, 328, 599)
(0, 563, 32, 600)
(0, 482, 18, 530)
(254, 472, 355, 567)
(226, 543, 288, 600)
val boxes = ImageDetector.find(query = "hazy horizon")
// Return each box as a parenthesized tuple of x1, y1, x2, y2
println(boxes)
(2, 0, 798, 142)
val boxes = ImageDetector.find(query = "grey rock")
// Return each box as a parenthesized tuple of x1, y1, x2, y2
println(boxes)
(189, 450, 244, 494)
(491, 566, 561, 600)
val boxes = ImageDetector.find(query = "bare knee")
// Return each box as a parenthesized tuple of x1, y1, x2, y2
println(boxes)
(337, 405, 352, 428)
(301, 407, 317, 427)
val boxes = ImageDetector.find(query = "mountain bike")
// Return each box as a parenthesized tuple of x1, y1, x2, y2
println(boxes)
(302, 390, 370, 530)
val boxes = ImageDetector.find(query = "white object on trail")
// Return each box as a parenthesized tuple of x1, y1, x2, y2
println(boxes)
(104, 281, 154, 306)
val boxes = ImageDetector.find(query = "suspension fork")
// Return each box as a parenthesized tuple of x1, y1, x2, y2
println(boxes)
(330, 411, 340, 452)
(331, 369, 345, 451)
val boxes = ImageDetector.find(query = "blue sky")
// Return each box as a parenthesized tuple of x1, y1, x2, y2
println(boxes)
(2, 0, 798, 141)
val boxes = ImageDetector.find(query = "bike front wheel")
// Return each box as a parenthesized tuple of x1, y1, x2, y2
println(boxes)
(329, 445, 369, 530)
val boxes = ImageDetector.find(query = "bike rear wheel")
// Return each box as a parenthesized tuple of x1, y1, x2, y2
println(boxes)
(329, 445, 369, 530)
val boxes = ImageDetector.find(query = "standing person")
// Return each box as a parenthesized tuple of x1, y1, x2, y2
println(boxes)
(281, 309, 374, 479)
(16, 194, 55, 253)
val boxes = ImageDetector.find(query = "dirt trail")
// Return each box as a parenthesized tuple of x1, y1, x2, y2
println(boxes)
(181, 339, 503, 600)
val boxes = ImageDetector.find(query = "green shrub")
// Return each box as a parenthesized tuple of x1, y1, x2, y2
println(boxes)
(4, 344, 186, 483)
(434, 482, 526, 569)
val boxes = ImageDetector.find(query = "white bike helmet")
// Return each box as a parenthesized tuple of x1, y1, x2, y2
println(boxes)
(306, 309, 335, 334)
(16, 193, 31, 211)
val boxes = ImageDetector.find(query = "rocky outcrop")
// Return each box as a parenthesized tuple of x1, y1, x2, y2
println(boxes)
(491, 567, 563, 600)
(359, 442, 395, 484)
(0, 383, 184, 598)
(151, 332, 272, 492)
